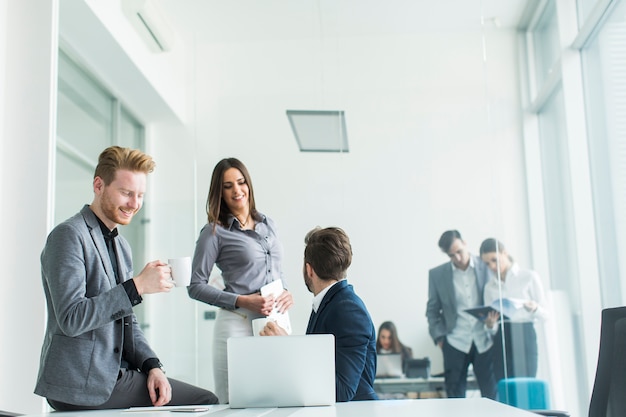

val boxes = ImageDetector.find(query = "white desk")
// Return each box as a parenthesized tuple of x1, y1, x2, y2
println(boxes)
(374, 375, 478, 395)
(21, 398, 539, 417)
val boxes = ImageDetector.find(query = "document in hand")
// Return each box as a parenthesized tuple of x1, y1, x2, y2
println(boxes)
(260, 279, 292, 334)
(465, 298, 526, 321)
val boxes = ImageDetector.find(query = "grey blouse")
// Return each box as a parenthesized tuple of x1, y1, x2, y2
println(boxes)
(187, 212, 285, 310)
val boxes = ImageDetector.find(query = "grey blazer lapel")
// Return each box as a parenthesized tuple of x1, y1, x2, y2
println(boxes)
(441, 264, 456, 306)
(472, 255, 488, 303)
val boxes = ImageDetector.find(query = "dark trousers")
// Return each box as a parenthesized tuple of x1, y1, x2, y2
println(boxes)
(442, 339, 497, 399)
(48, 369, 218, 411)
(492, 322, 538, 382)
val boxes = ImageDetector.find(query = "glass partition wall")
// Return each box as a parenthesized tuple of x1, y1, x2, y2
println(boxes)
(478, 3, 559, 409)
(52, 1, 626, 415)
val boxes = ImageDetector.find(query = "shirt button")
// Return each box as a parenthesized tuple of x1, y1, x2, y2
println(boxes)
(114, 347, 120, 353)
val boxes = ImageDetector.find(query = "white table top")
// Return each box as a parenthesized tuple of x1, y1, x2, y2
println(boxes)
(22, 398, 540, 417)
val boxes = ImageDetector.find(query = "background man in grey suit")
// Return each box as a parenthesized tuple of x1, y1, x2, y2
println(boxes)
(426, 230, 496, 399)
(35, 146, 218, 410)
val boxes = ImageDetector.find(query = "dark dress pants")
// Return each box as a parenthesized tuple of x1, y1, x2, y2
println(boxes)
(442, 338, 497, 399)
(48, 369, 218, 411)
(492, 321, 538, 382)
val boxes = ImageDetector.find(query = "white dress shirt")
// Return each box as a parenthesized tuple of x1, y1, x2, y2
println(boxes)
(312, 280, 340, 313)
(483, 262, 548, 324)
(447, 258, 493, 354)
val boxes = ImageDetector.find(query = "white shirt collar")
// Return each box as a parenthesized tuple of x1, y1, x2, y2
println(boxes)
(312, 280, 340, 313)
(451, 255, 475, 272)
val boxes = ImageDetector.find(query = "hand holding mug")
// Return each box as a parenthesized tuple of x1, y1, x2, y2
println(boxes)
(133, 260, 174, 295)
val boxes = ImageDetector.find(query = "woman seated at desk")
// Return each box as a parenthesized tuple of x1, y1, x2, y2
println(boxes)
(376, 321, 413, 371)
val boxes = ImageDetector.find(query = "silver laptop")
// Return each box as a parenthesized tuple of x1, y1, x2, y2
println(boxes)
(227, 334, 336, 408)
(376, 353, 404, 378)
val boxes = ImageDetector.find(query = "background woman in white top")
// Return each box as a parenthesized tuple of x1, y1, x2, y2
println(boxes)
(479, 238, 548, 382)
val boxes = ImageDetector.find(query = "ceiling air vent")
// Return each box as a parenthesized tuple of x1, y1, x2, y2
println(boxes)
(122, 0, 174, 53)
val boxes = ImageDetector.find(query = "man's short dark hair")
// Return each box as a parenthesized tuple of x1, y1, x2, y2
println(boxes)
(304, 227, 352, 281)
(438, 230, 462, 253)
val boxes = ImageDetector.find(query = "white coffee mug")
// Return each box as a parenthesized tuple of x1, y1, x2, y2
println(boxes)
(252, 317, 270, 336)
(168, 257, 192, 287)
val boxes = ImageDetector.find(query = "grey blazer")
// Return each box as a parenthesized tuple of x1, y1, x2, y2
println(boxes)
(426, 255, 488, 344)
(35, 205, 156, 406)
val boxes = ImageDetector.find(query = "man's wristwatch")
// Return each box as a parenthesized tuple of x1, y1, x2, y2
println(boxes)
(142, 358, 165, 374)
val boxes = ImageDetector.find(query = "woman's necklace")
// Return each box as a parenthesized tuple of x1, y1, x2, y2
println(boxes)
(237, 213, 250, 227)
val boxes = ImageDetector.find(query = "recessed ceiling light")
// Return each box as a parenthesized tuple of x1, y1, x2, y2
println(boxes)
(286, 110, 349, 153)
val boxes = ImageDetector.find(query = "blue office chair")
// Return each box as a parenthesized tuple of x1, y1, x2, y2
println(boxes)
(497, 377, 551, 410)
(496, 377, 567, 416)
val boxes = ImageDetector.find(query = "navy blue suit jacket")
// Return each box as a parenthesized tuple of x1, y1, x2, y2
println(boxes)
(306, 279, 378, 402)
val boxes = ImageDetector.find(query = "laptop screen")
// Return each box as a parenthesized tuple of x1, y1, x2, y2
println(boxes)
(376, 353, 404, 378)
(227, 334, 336, 408)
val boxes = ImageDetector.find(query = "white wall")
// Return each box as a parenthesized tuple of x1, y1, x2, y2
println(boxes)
(189, 27, 528, 375)
(0, 0, 59, 413)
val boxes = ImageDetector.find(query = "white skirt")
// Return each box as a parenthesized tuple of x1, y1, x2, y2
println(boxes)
(212, 307, 264, 404)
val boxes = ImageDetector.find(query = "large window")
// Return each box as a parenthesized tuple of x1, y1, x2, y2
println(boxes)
(532, 1, 561, 92)
(581, 0, 626, 307)
(577, 0, 604, 26)
(537, 87, 580, 304)
(519, 0, 626, 415)
(55, 48, 147, 296)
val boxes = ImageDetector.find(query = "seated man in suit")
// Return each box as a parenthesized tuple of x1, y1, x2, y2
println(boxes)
(261, 226, 378, 402)
(34, 146, 218, 410)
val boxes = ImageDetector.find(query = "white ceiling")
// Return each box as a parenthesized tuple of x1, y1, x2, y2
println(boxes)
(158, 0, 532, 45)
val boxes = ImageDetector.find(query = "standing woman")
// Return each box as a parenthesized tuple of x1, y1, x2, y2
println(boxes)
(479, 238, 548, 382)
(188, 158, 293, 403)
